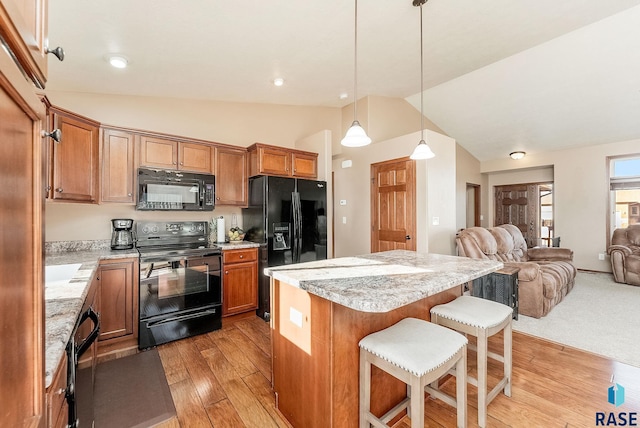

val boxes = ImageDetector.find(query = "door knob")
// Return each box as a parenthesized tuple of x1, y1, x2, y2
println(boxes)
(46, 46, 65, 61)
(41, 129, 61, 142)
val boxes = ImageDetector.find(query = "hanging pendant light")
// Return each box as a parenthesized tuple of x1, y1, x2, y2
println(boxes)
(341, 0, 371, 147)
(410, 0, 435, 160)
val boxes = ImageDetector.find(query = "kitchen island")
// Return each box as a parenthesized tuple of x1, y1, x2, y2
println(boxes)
(265, 250, 502, 428)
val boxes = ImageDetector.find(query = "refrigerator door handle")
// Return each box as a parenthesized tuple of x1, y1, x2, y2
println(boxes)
(292, 192, 302, 263)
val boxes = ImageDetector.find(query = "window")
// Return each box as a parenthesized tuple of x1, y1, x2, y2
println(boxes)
(609, 155, 640, 232)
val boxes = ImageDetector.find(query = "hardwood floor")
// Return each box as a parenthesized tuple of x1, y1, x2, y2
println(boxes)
(156, 316, 640, 427)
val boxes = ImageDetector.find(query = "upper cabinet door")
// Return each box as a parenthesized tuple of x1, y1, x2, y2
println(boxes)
(0, 0, 49, 88)
(179, 142, 212, 173)
(215, 146, 247, 206)
(139, 135, 178, 169)
(291, 152, 318, 179)
(102, 128, 135, 203)
(50, 108, 100, 202)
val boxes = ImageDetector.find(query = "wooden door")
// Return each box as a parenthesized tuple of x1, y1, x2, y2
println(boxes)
(215, 146, 247, 205)
(51, 110, 99, 202)
(97, 260, 135, 341)
(371, 158, 416, 252)
(101, 128, 135, 203)
(178, 142, 212, 173)
(494, 184, 539, 245)
(139, 135, 177, 169)
(0, 46, 46, 428)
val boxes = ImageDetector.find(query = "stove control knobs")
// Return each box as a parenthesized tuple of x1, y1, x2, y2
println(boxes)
(197, 224, 204, 232)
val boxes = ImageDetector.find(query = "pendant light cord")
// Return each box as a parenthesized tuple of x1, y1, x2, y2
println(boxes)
(420, 3, 424, 141)
(353, 0, 359, 121)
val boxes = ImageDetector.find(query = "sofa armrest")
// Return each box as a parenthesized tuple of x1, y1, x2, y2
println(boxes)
(503, 261, 541, 282)
(527, 247, 574, 262)
(607, 245, 632, 256)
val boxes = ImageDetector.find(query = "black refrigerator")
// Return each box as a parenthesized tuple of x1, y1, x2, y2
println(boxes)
(242, 175, 328, 321)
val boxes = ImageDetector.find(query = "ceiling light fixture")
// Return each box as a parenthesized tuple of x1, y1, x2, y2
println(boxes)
(273, 78, 284, 87)
(510, 151, 526, 160)
(410, 0, 435, 160)
(341, 0, 371, 148)
(109, 55, 128, 69)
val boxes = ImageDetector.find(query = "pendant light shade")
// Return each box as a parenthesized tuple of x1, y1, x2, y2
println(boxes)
(411, 0, 435, 160)
(341, 0, 371, 147)
(410, 139, 435, 159)
(342, 120, 372, 147)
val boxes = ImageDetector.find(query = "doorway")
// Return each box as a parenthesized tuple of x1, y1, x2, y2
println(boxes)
(494, 182, 553, 247)
(466, 183, 481, 228)
(370, 157, 416, 252)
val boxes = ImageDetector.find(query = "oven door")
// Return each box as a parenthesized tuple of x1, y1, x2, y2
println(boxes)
(139, 255, 222, 319)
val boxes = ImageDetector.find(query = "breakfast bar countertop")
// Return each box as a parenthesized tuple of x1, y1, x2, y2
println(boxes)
(265, 249, 503, 313)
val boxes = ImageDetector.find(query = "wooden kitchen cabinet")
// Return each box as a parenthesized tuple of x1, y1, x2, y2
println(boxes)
(0, 29, 47, 427)
(248, 142, 318, 179)
(46, 354, 68, 428)
(101, 128, 135, 203)
(0, 0, 49, 88)
(214, 145, 248, 206)
(291, 151, 318, 178)
(49, 106, 100, 202)
(139, 135, 212, 173)
(222, 248, 258, 316)
(97, 258, 138, 343)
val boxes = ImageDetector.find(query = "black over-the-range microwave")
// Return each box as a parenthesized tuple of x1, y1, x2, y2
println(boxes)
(136, 168, 215, 211)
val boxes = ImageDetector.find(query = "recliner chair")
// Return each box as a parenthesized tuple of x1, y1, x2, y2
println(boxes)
(608, 224, 640, 286)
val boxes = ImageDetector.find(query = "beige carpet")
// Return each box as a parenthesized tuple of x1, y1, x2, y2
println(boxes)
(513, 271, 640, 368)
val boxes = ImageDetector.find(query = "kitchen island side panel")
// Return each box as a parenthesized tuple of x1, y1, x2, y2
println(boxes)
(271, 278, 463, 428)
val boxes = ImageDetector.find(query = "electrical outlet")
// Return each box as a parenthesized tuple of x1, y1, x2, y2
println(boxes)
(598, 253, 605, 260)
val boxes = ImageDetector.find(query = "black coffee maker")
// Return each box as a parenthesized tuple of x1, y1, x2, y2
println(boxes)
(110, 219, 134, 250)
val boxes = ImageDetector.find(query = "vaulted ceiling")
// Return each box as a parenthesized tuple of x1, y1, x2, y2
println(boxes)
(47, 0, 640, 161)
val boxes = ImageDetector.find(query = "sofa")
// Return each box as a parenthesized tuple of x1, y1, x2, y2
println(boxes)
(456, 224, 577, 318)
(608, 224, 640, 286)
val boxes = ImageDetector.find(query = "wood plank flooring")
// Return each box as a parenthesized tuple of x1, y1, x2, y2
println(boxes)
(155, 316, 640, 428)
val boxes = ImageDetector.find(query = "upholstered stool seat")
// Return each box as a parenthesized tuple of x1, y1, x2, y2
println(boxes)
(359, 317, 468, 428)
(430, 295, 513, 428)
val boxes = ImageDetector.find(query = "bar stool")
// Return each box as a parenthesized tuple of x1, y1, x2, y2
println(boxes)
(430, 296, 513, 428)
(359, 317, 468, 428)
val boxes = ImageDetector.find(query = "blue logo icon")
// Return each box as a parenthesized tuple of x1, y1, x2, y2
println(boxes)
(608, 383, 625, 407)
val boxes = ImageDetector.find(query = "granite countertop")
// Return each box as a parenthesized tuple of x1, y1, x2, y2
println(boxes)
(265, 250, 502, 313)
(44, 241, 138, 388)
(216, 241, 261, 250)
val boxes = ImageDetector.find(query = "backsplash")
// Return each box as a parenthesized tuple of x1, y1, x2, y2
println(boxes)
(45, 240, 111, 254)
(45, 202, 242, 242)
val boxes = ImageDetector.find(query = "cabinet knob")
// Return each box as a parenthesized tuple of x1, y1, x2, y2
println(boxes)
(45, 186, 51, 192)
(173, 161, 177, 165)
(225, 271, 229, 275)
(128, 193, 132, 197)
(180, 162, 183, 166)
(41, 129, 61, 142)
(239, 255, 244, 259)
(46, 46, 65, 61)
(56, 388, 65, 396)
(56, 188, 63, 193)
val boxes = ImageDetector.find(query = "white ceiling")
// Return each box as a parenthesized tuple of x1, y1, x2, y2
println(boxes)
(47, 0, 640, 161)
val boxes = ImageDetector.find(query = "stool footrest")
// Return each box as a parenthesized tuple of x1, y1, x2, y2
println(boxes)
(425, 385, 458, 408)
(487, 377, 510, 403)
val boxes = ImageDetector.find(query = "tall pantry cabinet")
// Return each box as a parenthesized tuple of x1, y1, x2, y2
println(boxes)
(0, 0, 52, 426)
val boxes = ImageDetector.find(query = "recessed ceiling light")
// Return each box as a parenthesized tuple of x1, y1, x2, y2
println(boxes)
(339, 93, 349, 100)
(109, 56, 129, 69)
(273, 78, 284, 87)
